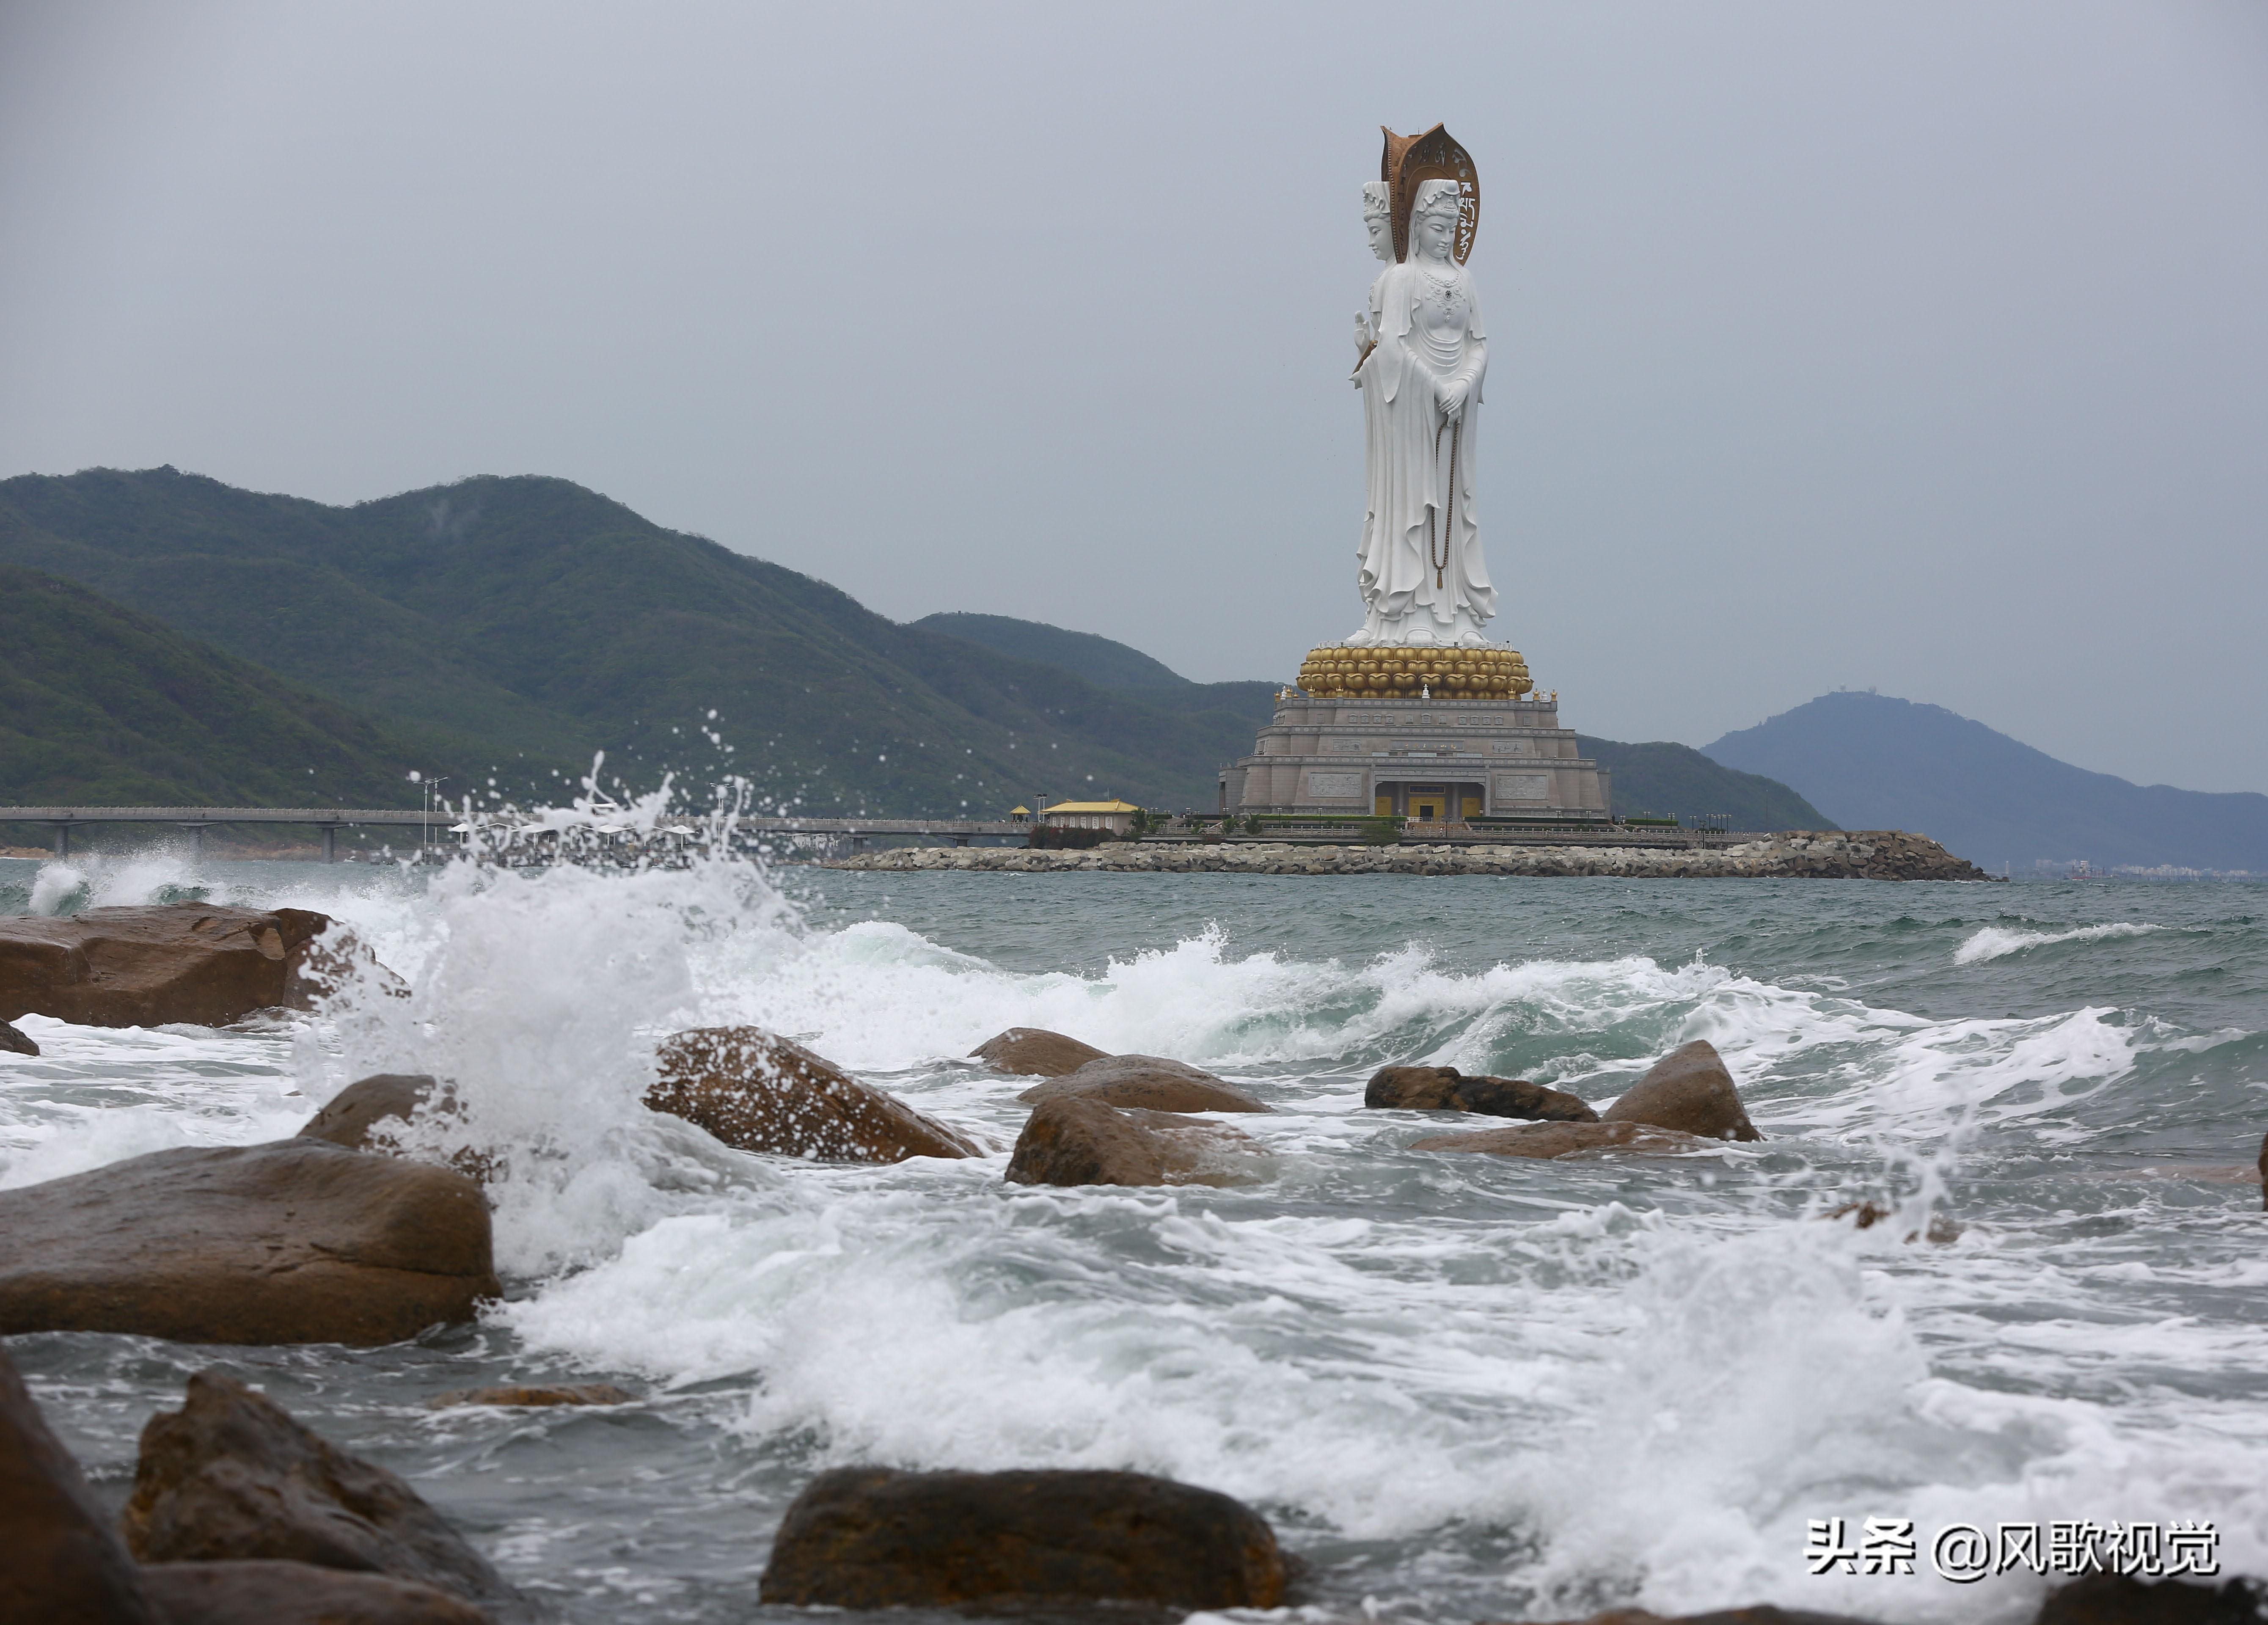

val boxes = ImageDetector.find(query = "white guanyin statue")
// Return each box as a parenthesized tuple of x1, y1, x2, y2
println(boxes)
(1348, 159, 1497, 648)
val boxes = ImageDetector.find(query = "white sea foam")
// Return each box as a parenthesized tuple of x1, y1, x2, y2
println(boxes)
(1954, 921, 2164, 965)
(23, 852, 219, 914)
(301, 846, 808, 1277)
(27, 862, 88, 914)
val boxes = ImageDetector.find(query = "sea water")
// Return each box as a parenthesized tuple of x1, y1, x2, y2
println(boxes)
(1, 848, 2263, 1625)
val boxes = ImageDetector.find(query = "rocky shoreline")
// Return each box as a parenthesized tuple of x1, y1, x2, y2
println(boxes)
(828, 829, 1998, 881)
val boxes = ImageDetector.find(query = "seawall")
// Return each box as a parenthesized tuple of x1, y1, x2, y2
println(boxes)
(825, 830, 1998, 881)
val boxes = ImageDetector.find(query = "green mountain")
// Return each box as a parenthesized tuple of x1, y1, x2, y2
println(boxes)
(1579, 737, 1835, 831)
(0, 468, 1269, 815)
(914, 613, 1198, 691)
(1704, 692, 2268, 871)
(0, 563, 425, 808)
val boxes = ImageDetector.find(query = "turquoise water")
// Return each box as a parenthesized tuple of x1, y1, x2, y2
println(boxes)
(2, 851, 2263, 1624)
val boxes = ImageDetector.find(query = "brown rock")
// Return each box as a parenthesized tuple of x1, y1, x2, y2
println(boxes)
(287, 922, 409, 1006)
(0, 1344, 160, 1623)
(1409, 1120, 1711, 1158)
(298, 1074, 446, 1152)
(1366, 1064, 1465, 1109)
(140, 1561, 487, 1625)
(2036, 1573, 2266, 1625)
(757, 1465, 1286, 1610)
(1601, 1040, 1762, 1140)
(296, 1075, 499, 1183)
(971, 1027, 1108, 1077)
(1, 1017, 36, 1055)
(0, 1139, 499, 1346)
(1365, 1064, 1597, 1121)
(0, 902, 344, 1028)
(424, 1384, 635, 1410)
(1005, 1096, 1264, 1189)
(647, 1026, 983, 1162)
(1825, 1201, 1962, 1244)
(1019, 1054, 1270, 1113)
(123, 1371, 534, 1622)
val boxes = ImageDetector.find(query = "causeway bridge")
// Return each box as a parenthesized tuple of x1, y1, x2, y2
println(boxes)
(0, 807, 1027, 862)
(1, 807, 1748, 863)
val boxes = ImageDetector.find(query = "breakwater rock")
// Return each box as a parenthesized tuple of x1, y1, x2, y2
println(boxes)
(0, 1140, 498, 1346)
(758, 1465, 1288, 1610)
(0, 903, 341, 1028)
(828, 830, 1995, 880)
(1006, 1096, 1267, 1189)
(123, 1370, 539, 1622)
(647, 1026, 985, 1162)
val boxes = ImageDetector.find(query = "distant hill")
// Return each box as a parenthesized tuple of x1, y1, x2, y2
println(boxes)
(0, 468, 1281, 815)
(914, 612, 1195, 691)
(1704, 692, 2268, 871)
(0, 563, 424, 807)
(915, 611, 1281, 726)
(1577, 737, 1833, 831)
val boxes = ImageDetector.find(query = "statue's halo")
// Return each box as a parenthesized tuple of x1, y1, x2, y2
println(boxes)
(1382, 123, 1479, 265)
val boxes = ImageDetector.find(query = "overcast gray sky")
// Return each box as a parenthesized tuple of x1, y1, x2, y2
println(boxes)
(4, 1, 2264, 790)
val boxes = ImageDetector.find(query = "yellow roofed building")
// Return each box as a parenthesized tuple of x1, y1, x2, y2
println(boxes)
(1038, 799, 1144, 836)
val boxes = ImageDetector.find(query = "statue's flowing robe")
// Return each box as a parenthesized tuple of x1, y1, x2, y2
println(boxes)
(1357, 260, 1496, 637)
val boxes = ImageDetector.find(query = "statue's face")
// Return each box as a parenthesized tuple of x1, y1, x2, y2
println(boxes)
(1415, 208, 1457, 262)
(1364, 210, 1393, 263)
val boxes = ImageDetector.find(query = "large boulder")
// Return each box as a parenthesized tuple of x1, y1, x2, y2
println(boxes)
(971, 1027, 1108, 1077)
(1, 1017, 37, 1055)
(0, 1140, 498, 1345)
(1019, 1054, 1270, 1113)
(141, 1562, 487, 1625)
(1005, 1096, 1264, 1189)
(0, 902, 350, 1027)
(647, 1026, 983, 1162)
(123, 1371, 535, 1622)
(1601, 1041, 1762, 1141)
(757, 1465, 1287, 1610)
(1365, 1064, 1597, 1121)
(0, 1344, 161, 1624)
(1409, 1120, 1711, 1159)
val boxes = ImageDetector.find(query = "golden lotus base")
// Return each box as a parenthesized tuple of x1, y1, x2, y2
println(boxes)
(1294, 642, 1533, 702)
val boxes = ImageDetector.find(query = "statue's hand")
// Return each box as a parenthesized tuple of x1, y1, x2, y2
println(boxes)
(1352, 313, 1374, 356)
(1439, 378, 1470, 419)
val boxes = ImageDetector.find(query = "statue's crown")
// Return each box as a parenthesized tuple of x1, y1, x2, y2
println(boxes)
(1361, 180, 1392, 220)
(1380, 124, 1478, 263)
(1413, 178, 1463, 219)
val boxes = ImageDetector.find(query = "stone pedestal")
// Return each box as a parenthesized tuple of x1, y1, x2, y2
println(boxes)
(1219, 694, 1610, 822)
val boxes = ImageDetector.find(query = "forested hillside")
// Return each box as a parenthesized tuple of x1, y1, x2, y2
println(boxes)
(0, 563, 426, 807)
(0, 469, 1259, 814)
